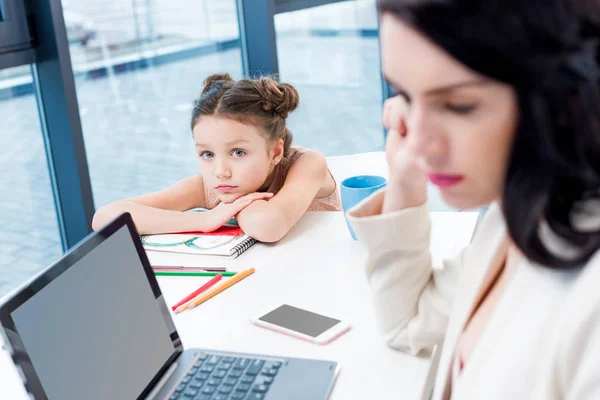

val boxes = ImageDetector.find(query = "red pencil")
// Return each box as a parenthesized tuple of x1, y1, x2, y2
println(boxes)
(171, 274, 223, 311)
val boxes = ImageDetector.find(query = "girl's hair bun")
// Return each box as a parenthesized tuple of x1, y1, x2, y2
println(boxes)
(256, 77, 299, 118)
(202, 73, 234, 95)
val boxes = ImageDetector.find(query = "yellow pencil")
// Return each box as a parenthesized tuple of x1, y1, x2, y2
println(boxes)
(174, 268, 255, 314)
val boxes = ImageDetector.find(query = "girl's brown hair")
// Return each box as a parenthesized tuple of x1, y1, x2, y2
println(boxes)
(191, 73, 299, 159)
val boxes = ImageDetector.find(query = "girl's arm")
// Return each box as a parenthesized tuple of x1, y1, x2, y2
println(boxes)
(235, 150, 330, 242)
(92, 175, 208, 234)
(92, 175, 273, 235)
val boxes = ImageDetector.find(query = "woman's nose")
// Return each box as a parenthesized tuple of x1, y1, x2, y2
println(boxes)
(406, 108, 446, 166)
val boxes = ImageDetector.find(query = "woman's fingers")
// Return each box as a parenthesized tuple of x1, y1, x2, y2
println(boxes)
(382, 99, 393, 129)
(383, 95, 409, 138)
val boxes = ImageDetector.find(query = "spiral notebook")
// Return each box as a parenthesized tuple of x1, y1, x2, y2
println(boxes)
(140, 226, 256, 258)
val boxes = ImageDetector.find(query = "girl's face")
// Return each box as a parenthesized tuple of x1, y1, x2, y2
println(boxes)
(380, 14, 520, 209)
(193, 116, 281, 203)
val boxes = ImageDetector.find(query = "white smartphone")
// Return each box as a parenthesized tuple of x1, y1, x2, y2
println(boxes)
(250, 304, 351, 345)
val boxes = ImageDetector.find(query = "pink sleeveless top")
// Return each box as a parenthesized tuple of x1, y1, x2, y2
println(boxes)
(203, 147, 341, 212)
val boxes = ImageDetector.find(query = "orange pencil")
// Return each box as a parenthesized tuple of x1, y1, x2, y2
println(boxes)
(171, 274, 222, 311)
(175, 268, 255, 314)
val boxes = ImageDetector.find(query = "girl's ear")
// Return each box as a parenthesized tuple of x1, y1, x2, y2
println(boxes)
(271, 138, 284, 165)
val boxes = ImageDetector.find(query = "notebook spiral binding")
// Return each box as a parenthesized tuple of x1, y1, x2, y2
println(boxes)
(231, 237, 257, 257)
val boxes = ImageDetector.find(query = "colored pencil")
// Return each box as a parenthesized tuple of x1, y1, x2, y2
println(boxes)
(154, 271, 237, 277)
(171, 274, 222, 311)
(153, 268, 208, 273)
(152, 266, 227, 272)
(175, 268, 255, 314)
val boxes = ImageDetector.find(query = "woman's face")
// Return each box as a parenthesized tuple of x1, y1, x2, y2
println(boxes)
(380, 13, 519, 209)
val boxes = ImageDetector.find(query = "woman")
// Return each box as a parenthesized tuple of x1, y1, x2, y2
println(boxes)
(347, 0, 600, 398)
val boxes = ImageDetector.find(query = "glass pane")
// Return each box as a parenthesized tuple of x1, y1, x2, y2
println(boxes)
(61, 0, 242, 208)
(0, 65, 62, 298)
(275, 0, 384, 156)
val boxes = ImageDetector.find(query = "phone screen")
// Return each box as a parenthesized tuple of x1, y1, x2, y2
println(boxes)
(258, 304, 341, 337)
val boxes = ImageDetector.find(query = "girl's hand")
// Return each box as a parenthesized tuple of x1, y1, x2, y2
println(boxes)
(382, 96, 428, 211)
(204, 192, 273, 232)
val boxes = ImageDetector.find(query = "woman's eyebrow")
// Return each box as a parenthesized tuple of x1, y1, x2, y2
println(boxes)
(385, 75, 490, 97)
(424, 79, 490, 96)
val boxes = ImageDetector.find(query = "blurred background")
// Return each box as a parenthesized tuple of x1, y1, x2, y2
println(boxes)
(1, 0, 386, 296)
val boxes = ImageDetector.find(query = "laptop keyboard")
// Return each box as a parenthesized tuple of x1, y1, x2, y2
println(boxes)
(168, 353, 283, 400)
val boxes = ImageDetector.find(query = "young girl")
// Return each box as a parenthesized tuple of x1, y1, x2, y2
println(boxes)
(92, 73, 340, 242)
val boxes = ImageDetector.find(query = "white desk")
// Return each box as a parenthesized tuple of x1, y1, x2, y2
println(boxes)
(0, 152, 478, 399)
(1, 210, 478, 400)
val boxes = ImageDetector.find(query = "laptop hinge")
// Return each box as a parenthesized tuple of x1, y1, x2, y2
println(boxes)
(144, 358, 179, 400)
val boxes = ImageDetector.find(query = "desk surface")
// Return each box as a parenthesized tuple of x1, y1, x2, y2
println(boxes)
(1, 209, 478, 400)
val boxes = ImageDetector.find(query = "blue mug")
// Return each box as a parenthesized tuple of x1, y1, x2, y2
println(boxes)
(341, 175, 387, 240)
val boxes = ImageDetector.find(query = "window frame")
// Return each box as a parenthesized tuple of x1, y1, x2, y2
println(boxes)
(0, 0, 33, 54)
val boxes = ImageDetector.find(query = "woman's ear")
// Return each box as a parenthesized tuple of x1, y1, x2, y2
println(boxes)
(271, 138, 284, 165)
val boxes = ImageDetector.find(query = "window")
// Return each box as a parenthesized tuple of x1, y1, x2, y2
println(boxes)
(60, 0, 243, 208)
(0, 66, 62, 297)
(0, 1, 32, 53)
(275, 0, 384, 156)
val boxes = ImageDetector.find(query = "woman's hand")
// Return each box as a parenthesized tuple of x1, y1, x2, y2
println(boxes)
(382, 96, 428, 212)
(204, 192, 273, 232)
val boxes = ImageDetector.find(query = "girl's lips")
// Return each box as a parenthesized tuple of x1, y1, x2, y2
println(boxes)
(427, 174, 464, 188)
(216, 185, 237, 193)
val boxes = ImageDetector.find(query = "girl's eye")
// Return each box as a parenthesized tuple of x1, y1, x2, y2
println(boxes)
(199, 151, 214, 159)
(445, 103, 478, 114)
(232, 149, 246, 157)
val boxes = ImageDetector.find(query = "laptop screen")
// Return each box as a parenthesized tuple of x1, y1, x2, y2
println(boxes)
(5, 225, 177, 400)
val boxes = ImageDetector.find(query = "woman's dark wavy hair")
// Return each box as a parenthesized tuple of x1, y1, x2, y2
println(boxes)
(378, 0, 600, 269)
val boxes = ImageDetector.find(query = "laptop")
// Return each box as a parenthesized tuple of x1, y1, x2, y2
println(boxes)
(0, 213, 340, 400)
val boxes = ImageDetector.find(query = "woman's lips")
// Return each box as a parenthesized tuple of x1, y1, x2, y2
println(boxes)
(216, 185, 237, 193)
(427, 174, 464, 188)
